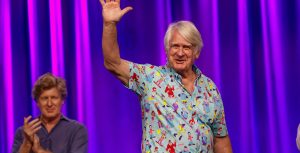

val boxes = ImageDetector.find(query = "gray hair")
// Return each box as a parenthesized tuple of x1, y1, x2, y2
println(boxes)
(164, 21, 203, 53)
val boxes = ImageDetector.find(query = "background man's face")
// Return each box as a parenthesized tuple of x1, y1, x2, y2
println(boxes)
(37, 87, 64, 120)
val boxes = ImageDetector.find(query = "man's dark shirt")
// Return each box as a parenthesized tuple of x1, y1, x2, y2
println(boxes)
(12, 115, 88, 153)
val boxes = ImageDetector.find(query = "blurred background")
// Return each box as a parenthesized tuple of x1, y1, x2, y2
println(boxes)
(1, 0, 300, 152)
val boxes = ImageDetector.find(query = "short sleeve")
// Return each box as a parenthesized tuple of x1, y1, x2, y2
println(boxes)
(212, 98, 228, 137)
(207, 79, 228, 137)
(128, 62, 155, 96)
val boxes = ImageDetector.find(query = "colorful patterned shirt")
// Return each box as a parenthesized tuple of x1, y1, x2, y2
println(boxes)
(128, 62, 228, 153)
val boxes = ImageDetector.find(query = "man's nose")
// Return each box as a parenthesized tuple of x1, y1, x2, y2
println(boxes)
(46, 99, 53, 106)
(176, 48, 184, 56)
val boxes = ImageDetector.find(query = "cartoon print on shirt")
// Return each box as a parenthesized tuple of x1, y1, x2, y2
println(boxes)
(149, 125, 155, 139)
(145, 139, 152, 153)
(131, 72, 139, 83)
(129, 63, 228, 152)
(165, 85, 175, 98)
(146, 71, 155, 83)
(181, 107, 188, 120)
(178, 93, 188, 104)
(188, 132, 195, 146)
(157, 130, 166, 146)
(166, 140, 176, 153)
(172, 101, 179, 113)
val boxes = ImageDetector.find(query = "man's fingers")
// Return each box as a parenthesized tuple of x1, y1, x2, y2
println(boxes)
(121, 7, 133, 16)
(32, 126, 42, 133)
(24, 116, 32, 124)
(99, 0, 105, 6)
(23, 124, 41, 142)
(30, 120, 42, 130)
(28, 118, 41, 127)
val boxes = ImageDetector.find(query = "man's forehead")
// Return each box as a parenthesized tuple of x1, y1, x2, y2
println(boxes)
(40, 88, 60, 95)
(170, 42, 192, 46)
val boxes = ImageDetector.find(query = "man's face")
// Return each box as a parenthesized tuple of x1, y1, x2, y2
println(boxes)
(37, 87, 64, 120)
(166, 30, 199, 74)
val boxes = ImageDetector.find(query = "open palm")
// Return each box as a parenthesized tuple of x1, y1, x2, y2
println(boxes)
(100, 0, 132, 23)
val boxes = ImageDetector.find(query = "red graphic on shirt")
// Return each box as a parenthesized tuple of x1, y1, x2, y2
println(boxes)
(131, 73, 139, 83)
(166, 140, 176, 153)
(189, 111, 196, 126)
(165, 85, 175, 98)
(155, 102, 162, 115)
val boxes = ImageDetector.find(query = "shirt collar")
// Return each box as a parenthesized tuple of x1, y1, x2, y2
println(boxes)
(164, 64, 202, 81)
(60, 114, 72, 122)
(38, 114, 71, 122)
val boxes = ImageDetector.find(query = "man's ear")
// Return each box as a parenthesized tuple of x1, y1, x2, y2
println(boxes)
(36, 101, 41, 108)
(195, 50, 200, 59)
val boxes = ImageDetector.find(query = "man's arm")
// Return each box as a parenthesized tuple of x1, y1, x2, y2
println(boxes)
(31, 135, 52, 153)
(14, 116, 42, 153)
(12, 128, 31, 153)
(214, 136, 233, 153)
(100, 0, 133, 85)
(18, 139, 32, 153)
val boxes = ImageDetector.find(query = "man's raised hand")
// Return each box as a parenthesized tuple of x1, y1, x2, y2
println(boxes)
(100, 0, 133, 24)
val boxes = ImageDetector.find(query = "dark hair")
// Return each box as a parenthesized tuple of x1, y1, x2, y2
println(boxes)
(32, 73, 67, 102)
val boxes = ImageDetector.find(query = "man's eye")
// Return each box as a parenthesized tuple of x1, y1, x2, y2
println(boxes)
(171, 44, 180, 49)
(183, 45, 192, 50)
(40, 97, 47, 101)
(52, 96, 59, 99)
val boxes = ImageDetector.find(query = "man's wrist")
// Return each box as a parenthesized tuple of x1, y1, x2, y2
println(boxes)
(103, 21, 117, 27)
(22, 139, 32, 147)
(35, 148, 51, 153)
(19, 140, 32, 153)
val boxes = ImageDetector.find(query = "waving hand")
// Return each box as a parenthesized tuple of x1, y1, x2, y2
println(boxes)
(100, 0, 133, 23)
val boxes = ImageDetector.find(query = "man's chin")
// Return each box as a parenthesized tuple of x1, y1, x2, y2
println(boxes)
(173, 64, 185, 69)
(173, 67, 186, 73)
(42, 113, 59, 119)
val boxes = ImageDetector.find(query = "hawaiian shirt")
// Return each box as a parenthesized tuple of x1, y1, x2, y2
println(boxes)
(128, 62, 228, 153)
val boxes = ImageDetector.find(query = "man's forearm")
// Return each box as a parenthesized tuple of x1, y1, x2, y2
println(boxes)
(18, 140, 32, 153)
(35, 149, 52, 153)
(32, 144, 52, 153)
(102, 22, 122, 70)
(214, 136, 233, 153)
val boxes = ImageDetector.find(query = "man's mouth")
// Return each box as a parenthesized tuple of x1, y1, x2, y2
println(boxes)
(46, 109, 55, 112)
(175, 59, 185, 64)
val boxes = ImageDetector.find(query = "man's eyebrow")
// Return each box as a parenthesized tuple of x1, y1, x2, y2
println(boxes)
(170, 42, 192, 45)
